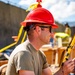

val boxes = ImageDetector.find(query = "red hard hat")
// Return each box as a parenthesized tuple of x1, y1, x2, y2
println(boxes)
(21, 7, 58, 28)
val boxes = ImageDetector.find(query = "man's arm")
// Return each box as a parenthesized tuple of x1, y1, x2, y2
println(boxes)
(42, 59, 74, 75)
(42, 67, 52, 75)
(19, 70, 35, 75)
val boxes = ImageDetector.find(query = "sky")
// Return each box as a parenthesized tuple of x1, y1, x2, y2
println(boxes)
(0, 0, 75, 26)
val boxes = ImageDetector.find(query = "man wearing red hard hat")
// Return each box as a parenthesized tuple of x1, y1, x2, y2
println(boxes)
(6, 4, 75, 75)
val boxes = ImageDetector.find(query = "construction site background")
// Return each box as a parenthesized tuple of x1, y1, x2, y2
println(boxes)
(0, 1, 75, 49)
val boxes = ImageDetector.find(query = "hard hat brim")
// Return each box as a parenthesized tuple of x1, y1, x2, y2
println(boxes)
(21, 20, 58, 29)
(52, 23, 58, 28)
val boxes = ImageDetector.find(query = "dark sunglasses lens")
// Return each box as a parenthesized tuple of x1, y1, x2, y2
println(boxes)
(39, 26, 52, 33)
(49, 26, 52, 33)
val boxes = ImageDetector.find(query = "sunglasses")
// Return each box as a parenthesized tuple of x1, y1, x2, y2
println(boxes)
(39, 26, 52, 33)
(24, 24, 52, 33)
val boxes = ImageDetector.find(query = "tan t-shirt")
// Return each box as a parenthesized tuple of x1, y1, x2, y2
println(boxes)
(6, 40, 49, 75)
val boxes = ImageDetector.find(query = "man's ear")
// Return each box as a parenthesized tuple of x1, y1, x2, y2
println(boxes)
(36, 26, 41, 32)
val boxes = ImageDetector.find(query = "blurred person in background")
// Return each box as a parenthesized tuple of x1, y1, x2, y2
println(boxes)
(65, 23, 71, 37)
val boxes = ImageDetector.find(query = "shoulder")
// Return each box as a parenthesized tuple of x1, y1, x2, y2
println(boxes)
(10, 40, 31, 58)
(14, 50, 32, 60)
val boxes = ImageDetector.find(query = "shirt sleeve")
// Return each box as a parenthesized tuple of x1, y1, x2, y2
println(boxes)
(13, 51, 34, 73)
